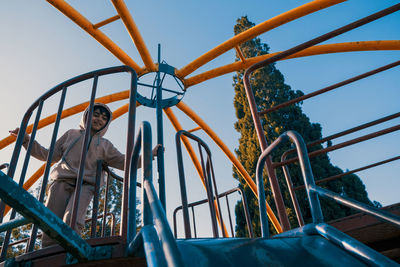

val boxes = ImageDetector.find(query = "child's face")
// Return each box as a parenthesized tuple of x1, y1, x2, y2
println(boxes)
(91, 108, 109, 132)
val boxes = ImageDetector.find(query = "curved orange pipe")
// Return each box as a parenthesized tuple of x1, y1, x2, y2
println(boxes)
(111, 0, 157, 72)
(45, 0, 143, 74)
(184, 40, 400, 87)
(176, 0, 346, 78)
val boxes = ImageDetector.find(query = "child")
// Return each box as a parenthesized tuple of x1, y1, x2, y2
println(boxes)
(10, 103, 156, 247)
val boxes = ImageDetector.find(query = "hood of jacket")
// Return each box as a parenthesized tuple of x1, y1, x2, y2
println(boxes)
(79, 103, 112, 137)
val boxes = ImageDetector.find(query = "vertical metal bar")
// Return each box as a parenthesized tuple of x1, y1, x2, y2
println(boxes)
(239, 187, 254, 238)
(70, 75, 98, 230)
(191, 206, 197, 238)
(207, 158, 226, 237)
(243, 70, 290, 231)
(141, 122, 153, 227)
(0, 100, 42, 222)
(110, 213, 116, 236)
(20, 100, 45, 252)
(198, 144, 218, 237)
(257, 135, 294, 237)
(101, 173, 111, 237)
(156, 44, 166, 211)
(0, 101, 43, 256)
(19, 100, 44, 189)
(175, 131, 191, 238)
(0, 114, 32, 223)
(120, 69, 138, 239)
(280, 157, 304, 226)
(225, 195, 234, 237)
(255, 148, 273, 238)
(286, 131, 323, 224)
(172, 208, 179, 238)
(26, 87, 67, 252)
(90, 160, 102, 238)
(127, 133, 141, 243)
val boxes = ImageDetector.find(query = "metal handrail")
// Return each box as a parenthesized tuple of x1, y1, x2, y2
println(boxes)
(257, 131, 400, 265)
(0, 65, 137, 261)
(257, 130, 400, 232)
(175, 130, 225, 238)
(172, 187, 254, 238)
(128, 122, 184, 267)
(256, 130, 325, 237)
(309, 185, 400, 228)
(243, 3, 400, 232)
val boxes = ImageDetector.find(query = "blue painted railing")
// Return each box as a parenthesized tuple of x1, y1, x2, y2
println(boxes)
(0, 65, 138, 262)
(127, 122, 184, 267)
(256, 130, 400, 266)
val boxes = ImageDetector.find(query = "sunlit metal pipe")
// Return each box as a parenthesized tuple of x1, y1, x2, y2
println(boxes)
(184, 40, 400, 87)
(46, 0, 142, 73)
(176, 0, 345, 78)
(111, 0, 157, 72)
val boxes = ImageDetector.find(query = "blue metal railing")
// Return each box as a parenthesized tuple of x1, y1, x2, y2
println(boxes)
(172, 187, 254, 238)
(127, 122, 184, 267)
(175, 130, 225, 238)
(0, 65, 138, 262)
(256, 130, 400, 266)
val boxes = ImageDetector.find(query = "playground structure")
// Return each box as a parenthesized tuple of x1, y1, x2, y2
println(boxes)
(0, 0, 400, 266)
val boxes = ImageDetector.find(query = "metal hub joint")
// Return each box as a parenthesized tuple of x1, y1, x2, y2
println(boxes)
(136, 63, 185, 108)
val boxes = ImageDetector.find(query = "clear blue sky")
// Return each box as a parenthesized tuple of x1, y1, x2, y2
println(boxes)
(0, 1, 399, 237)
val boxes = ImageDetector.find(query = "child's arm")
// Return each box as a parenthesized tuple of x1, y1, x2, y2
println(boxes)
(9, 128, 65, 162)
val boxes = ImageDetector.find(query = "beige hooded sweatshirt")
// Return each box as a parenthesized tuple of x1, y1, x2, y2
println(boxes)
(24, 103, 125, 185)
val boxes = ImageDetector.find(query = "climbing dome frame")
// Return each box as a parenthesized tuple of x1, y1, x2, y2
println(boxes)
(0, 0, 399, 266)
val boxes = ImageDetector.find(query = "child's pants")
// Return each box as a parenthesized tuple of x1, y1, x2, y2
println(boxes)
(41, 179, 95, 247)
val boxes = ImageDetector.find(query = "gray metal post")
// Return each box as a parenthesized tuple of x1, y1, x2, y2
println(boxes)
(156, 44, 166, 211)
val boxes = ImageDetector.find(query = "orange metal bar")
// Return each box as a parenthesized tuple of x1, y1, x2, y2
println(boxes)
(164, 107, 229, 237)
(176, 0, 345, 78)
(188, 126, 202, 133)
(0, 91, 135, 150)
(3, 104, 131, 216)
(176, 101, 283, 233)
(111, 0, 157, 72)
(112, 103, 130, 120)
(45, 0, 143, 74)
(164, 107, 205, 182)
(185, 40, 400, 87)
(235, 46, 246, 63)
(93, 15, 121, 29)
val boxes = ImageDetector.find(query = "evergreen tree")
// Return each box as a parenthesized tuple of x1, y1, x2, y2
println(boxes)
(232, 16, 373, 237)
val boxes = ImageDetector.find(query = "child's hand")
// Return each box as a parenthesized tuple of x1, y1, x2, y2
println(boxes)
(9, 128, 29, 142)
(152, 144, 164, 159)
(9, 128, 21, 137)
